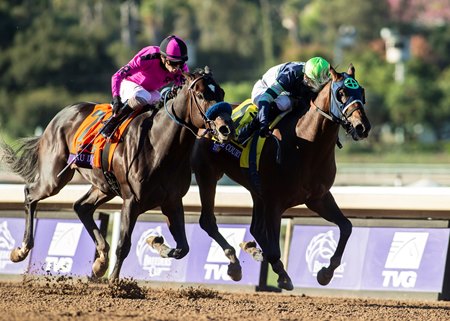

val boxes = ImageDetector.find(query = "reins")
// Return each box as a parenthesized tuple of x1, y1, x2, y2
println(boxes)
(163, 75, 215, 138)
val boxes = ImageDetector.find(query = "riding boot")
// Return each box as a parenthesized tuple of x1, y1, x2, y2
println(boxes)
(236, 117, 260, 145)
(101, 105, 133, 138)
(258, 101, 271, 137)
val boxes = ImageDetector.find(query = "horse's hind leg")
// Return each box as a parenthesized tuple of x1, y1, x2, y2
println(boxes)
(73, 186, 114, 278)
(248, 199, 293, 291)
(10, 159, 75, 263)
(306, 191, 352, 286)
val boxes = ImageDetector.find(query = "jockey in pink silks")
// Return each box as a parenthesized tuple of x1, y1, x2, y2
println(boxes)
(102, 35, 189, 138)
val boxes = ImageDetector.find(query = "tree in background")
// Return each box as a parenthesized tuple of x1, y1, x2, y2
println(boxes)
(0, 0, 449, 146)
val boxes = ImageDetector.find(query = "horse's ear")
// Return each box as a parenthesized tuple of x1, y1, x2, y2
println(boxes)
(347, 63, 355, 77)
(183, 72, 194, 82)
(204, 66, 213, 75)
(329, 65, 339, 81)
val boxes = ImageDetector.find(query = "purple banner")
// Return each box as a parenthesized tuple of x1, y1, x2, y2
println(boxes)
(28, 219, 97, 276)
(287, 225, 449, 292)
(120, 222, 260, 285)
(361, 228, 449, 292)
(0, 218, 30, 274)
(287, 225, 369, 290)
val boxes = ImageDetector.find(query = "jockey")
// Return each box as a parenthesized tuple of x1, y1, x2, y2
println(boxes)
(236, 56, 331, 144)
(102, 35, 189, 138)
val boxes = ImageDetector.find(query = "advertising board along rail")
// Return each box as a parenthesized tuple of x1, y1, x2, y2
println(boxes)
(0, 183, 449, 300)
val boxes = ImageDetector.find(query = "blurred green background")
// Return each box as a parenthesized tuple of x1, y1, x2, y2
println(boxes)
(1, 0, 450, 168)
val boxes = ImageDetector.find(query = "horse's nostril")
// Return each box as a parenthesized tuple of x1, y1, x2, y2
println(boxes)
(219, 125, 231, 136)
(355, 124, 365, 136)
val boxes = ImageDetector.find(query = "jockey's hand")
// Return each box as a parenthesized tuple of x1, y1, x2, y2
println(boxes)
(259, 125, 271, 138)
(111, 96, 123, 115)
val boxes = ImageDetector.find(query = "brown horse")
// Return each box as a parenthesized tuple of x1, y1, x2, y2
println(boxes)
(1, 67, 233, 281)
(191, 65, 371, 290)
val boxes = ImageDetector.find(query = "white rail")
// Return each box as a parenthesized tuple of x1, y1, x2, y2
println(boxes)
(0, 184, 449, 219)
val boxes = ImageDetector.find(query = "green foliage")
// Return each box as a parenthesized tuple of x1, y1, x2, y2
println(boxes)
(8, 87, 73, 137)
(0, 0, 449, 153)
(221, 81, 254, 104)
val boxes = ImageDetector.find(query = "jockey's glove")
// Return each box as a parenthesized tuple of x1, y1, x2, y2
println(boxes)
(259, 125, 271, 138)
(111, 96, 123, 115)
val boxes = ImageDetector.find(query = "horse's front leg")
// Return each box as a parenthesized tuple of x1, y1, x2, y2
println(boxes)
(306, 191, 352, 286)
(197, 177, 242, 281)
(149, 199, 189, 260)
(109, 198, 140, 282)
(73, 186, 114, 278)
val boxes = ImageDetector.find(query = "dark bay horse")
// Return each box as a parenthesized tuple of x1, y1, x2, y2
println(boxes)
(1, 67, 233, 281)
(191, 65, 371, 290)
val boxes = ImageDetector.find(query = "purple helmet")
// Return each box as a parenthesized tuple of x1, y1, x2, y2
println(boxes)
(159, 35, 188, 62)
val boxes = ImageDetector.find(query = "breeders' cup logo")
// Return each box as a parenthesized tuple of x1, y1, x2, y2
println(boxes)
(136, 226, 172, 277)
(305, 230, 345, 278)
(0, 221, 15, 269)
(381, 232, 429, 288)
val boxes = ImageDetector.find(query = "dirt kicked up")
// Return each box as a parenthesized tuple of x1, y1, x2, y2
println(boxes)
(0, 276, 449, 321)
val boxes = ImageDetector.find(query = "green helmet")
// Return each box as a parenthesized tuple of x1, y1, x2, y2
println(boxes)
(304, 57, 330, 81)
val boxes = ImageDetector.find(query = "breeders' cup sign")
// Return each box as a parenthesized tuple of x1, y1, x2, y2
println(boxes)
(0, 218, 30, 274)
(287, 225, 449, 292)
(121, 222, 260, 285)
(288, 226, 368, 290)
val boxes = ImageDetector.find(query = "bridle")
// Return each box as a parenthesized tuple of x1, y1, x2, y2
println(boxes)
(312, 73, 365, 133)
(164, 74, 220, 138)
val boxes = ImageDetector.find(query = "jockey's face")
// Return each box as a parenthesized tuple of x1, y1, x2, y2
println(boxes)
(162, 56, 183, 73)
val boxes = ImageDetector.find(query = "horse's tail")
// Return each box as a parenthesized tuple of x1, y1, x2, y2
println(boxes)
(0, 136, 40, 184)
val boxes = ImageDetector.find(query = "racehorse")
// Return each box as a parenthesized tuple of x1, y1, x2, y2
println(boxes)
(191, 65, 371, 290)
(0, 67, 233, 281)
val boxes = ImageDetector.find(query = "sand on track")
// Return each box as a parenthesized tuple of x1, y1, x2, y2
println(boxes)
(0, 276, 449, 321)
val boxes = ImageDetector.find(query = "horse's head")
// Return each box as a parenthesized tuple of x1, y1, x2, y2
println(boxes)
(315, 65, 371, 141)
(182, 67, 234, 143)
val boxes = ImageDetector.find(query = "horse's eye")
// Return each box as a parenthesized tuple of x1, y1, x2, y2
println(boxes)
(337, 89, 346, 103)
(196, 92, 204, 99)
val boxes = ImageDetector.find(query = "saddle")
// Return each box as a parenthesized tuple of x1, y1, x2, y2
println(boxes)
(213, 99, 290, 170)
(69, 103, 138, 170)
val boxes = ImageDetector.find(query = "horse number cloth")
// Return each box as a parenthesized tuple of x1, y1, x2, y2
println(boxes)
(215, 99, 289, 170)
(69, 103, 137, 170)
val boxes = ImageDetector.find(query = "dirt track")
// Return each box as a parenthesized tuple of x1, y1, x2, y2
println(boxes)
(0, 276, 449, 321)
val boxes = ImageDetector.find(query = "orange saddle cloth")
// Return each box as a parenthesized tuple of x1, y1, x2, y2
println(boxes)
(69, 103, 136, 170)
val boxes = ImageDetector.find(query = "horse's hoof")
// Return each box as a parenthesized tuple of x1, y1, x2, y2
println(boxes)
(10, 248, 26, 262)
(278, 275, 294, 291)
(239, 241, 257, 250)
(92, 258, 108, 278)
(146, 235, 164, 247)
(317, 267, 333, 286)
(168, 248, 188, 260)
(239, 241, 264, 262)
(228, 262, 242, 282)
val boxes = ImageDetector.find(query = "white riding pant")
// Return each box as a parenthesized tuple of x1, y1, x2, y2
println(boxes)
(120, 80, 161, 109)
(251, 80, 292, 111)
